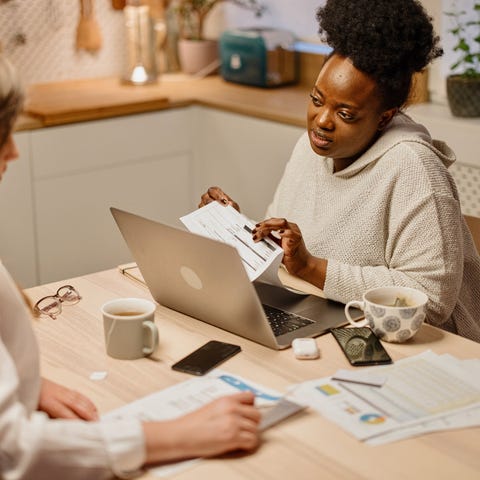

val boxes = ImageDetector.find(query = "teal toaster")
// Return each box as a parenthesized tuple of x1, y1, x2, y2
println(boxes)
(219, 28, 298, 88)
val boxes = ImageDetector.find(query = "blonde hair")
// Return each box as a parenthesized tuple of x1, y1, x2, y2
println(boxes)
(0, 54, 23, 149)
(0, 57, 30, 312)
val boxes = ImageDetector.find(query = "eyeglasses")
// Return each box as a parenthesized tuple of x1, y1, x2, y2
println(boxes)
(34, 285, 82, 320)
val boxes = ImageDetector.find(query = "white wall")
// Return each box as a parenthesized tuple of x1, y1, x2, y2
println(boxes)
(0, 0, 125, 86)
(1, 0, 322, 86)
(210, 0, 322, 41)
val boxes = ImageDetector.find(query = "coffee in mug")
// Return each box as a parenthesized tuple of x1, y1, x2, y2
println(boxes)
(344, 286, 428, 343)
(102, 297, 158, 359)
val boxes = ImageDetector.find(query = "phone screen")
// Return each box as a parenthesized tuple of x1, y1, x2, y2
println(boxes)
(171, 340, 241, 376)
(330, 327, 393, 366)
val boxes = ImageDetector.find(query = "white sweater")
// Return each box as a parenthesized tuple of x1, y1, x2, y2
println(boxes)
(0, 262, 145, 479)
(267, 112, 480, 342)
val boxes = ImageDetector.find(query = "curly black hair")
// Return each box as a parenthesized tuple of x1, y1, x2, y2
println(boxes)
(317, 0, 443, 109)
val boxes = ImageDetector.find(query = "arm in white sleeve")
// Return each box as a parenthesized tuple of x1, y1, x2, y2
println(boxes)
(0, 339, 145, 480)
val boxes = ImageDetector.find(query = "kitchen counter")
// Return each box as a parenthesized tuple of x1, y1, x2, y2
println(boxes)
(18, 74, 310, 131)
(15, 113, 43, 131)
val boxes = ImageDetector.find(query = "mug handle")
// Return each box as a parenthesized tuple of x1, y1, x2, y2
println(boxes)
(142, 320, 159, 355)
(344, 300, 368, 327)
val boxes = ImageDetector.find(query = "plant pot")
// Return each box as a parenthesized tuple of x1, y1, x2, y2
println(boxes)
(177, 39, 219, 75)
(446, 75, 480, 117)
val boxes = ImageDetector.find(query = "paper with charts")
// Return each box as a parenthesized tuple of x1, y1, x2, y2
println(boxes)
(290, 350, 480, 445)
(103, 370, 303, 477)
(180, 202, 284, 286)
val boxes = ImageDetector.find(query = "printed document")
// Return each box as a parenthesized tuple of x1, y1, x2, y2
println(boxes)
(180, 202, 284, 285)
(290, 350, 480, 444)
(104, 370, 288, 477)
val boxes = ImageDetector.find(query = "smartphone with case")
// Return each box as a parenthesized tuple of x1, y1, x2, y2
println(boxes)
(330, 327, 393, 366)
(171, 340, 241, 376)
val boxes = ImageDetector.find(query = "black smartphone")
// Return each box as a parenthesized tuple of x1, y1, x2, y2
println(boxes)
(330, 327, 393, 366)
(171, 340, 241, 376)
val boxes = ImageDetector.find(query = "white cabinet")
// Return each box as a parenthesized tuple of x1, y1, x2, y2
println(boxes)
(30, 109, 193, 284)
(191, 107, 304, 221)
(0, 132, 37, 287)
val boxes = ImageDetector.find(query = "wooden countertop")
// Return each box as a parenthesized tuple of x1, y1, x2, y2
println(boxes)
(15, 112, 43, 131)
(18, 74, 309, 131)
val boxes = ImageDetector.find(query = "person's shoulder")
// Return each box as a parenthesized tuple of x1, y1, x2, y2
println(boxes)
(378, 138, 457, 199)
(381, 113, 455, 169)
(384, 112, 433, 145)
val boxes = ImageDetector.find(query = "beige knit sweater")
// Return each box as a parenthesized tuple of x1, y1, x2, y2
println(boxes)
(266, 112, 480, 342)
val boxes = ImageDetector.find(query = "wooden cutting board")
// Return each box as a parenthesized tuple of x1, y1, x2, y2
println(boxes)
(25, 77, 170, 126)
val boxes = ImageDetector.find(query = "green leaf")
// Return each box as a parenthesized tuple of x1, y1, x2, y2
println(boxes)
(458, 38, 470, 52)
(451, 60, 462, 71)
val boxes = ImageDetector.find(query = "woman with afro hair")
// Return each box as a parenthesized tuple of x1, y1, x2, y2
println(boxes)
(201, 0, 480, 342)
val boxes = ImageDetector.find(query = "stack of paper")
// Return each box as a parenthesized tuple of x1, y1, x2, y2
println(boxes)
(290, 350, 480, 445)
(180, 202, 284, 286)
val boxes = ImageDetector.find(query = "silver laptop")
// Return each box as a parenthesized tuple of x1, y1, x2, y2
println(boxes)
(111, 207, 348, 350)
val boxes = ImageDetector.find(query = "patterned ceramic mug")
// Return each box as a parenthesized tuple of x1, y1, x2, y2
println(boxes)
(344, 286, 428, 343)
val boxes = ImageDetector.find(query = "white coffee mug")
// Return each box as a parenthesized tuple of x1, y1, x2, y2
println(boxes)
(344, 286, 428, 343)
(102, 297, 158, 359)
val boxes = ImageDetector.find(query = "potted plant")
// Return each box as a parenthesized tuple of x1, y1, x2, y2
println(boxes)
(445, 1, 480, 117)
(173, 0, 265, 74)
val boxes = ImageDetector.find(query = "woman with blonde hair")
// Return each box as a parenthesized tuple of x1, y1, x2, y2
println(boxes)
(0, 54, 260, 479)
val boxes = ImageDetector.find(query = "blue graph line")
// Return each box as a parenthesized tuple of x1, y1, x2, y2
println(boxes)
(219, 374, 281, 401)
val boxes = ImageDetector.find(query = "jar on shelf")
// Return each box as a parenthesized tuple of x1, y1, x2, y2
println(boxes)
(123, 0, 158, 85)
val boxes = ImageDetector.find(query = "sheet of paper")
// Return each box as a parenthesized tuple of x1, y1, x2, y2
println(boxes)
(259, 398, 306, 430)
(366, 404, 480, 445)
(104, 370, 283, 477)
(290, 351, 480, 443)
(180, 202, 284, 285)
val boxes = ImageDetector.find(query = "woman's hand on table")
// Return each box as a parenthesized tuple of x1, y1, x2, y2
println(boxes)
(38, 377, 99, 421)
(253, 217, 327, 289)
(199, 186, 240, 212)
(143, 391, 260, 463)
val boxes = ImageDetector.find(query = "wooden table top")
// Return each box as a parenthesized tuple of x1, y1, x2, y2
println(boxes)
(26, 268, 480, 480)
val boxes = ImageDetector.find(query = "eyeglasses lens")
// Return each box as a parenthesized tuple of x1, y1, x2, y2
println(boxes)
(35, 297, 62, 319)
(56, 285, 81, 304)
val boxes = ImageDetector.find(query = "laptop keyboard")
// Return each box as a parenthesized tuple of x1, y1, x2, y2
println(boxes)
(262, 304, 314, 337)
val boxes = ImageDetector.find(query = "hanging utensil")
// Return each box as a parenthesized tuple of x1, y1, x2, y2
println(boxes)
(76, 0, 102, 53)
(111, 0, 126, 9)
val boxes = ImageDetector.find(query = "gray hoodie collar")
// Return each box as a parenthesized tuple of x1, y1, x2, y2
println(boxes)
(331, 112, 456, 178)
